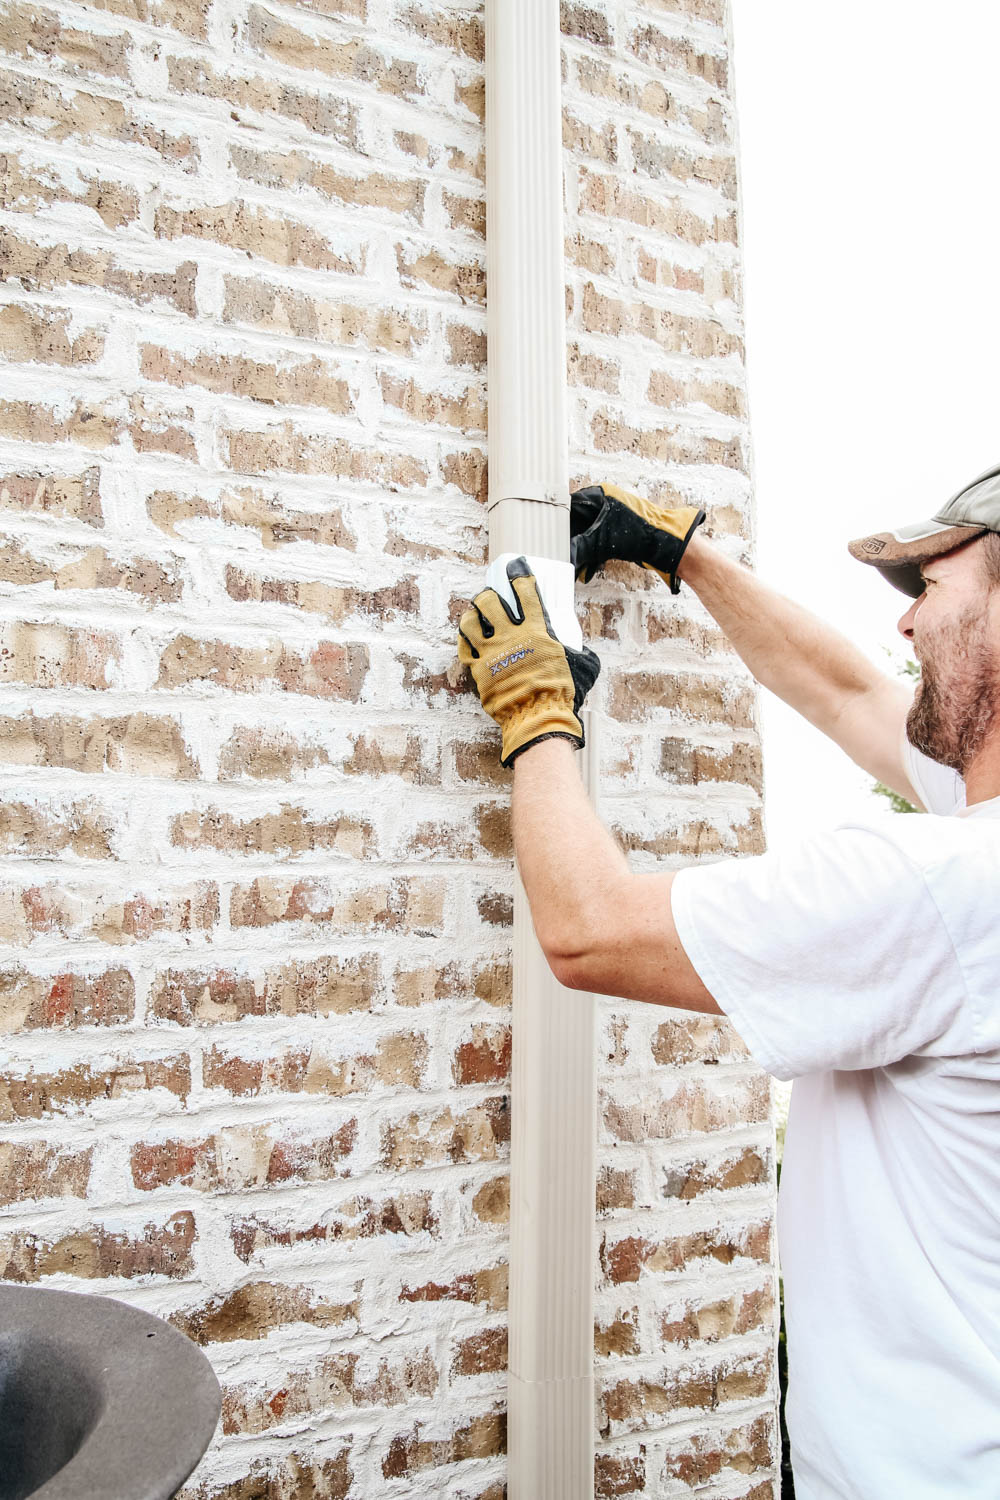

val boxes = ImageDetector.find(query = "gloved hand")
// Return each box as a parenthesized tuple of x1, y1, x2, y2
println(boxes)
(570, 482, 705, 593)
(458, 557, 601, 767)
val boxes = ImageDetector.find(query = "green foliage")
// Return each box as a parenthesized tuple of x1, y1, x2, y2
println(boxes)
(870, 652, 920, 814)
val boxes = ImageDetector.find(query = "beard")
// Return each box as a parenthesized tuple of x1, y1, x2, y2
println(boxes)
(906, 601, 1000, 775)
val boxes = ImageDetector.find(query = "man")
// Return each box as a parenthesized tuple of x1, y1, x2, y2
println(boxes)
(457, 467, 1000, 1500)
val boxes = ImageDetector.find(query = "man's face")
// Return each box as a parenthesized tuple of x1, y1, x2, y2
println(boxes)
(897, 538, 1000, 774)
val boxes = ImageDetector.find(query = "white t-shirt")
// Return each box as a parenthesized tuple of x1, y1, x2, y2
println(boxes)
(671, 740, 1000, 1500)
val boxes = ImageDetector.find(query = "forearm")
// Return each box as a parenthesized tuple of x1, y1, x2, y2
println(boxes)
(677, 532, 892, 730)
(511, 736, 627, 962)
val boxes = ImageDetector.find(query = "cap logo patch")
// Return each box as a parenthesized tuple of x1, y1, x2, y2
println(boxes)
(860, 537, 886, 555)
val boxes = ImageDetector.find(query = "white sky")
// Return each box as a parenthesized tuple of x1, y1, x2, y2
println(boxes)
(729, 0, 1000, 843)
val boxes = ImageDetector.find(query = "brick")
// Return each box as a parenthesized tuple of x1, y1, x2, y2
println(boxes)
(563, 109, 617, 165)
(0, 1055, 190, 1120)
(0, 879, 218, 946)
(344, 725, 440, 784)
(0, 398, 121, 450)
(395, 4, 483, 60)
(89, 0, 209, 38)
(568, 341, 621, 393)
(0, 1210, 195, 1282)
(202, 1032, 427, 1098)
(382, 1411, 505, 1478)
(592, 410, 745, 474)
(659, 1413, 774, 1488)
(224, 566, 417, 628)
(475, 892, 512, 931)
(1, 966, 134, 1031)
(627, 23, 728, 87)
(127, 395, 197, 460)
(166, 50, 361, 143)
(561, 2, 612, 46)
(169, 805, 376, 859)
(0, 87, 195, 178)
(385, 510, 484, 565)
(651, 1013, 749, 1066)
(578, 168, 736, 246)
(660, 1283, 774, 1346)
(182, 1448, 353, 1500)
(229, 875, 443, 935)
(150, 954, 378, 1024)
(595, 1310, 640, 1358)
(581, 282, 743, 358)
(172, 1282, 358, 1344)
(392, 958, 510, 1010)
(0, 622, 121, 690)
(395, 241, 484, 302)
(453, 1024, 511, 1086)
(246, 7, 420, 98)
(603, 1074, 769, 1143)
(379, 371, 486, 432)
(601, 1220, 772, 1286)
(597, 1166, 636, 1215)
(659, 736, 762, 794)
(0, 712, 199, 777)
(613, 808, 764, 860)
(446, 320, 486, 369)
(221, 422, 428, 486)
(0, 538, 184, 604)
(0, 468, 103, 526)
(380, 1097, 509, 1170)
(404, 801, 510, 861)
(607, 669, 755, 728)
(595, 1449, 645, 1497)
(223, 1346, 438, 1434)
(154, 201, 361, 273)
(599, 1350, 770, 1438)
(156, 635, 368, 699)
(0, 2, 132, 79)
(148, 484, 356, 550)
(230, 1190, 438, 1262)
(400, 1263, 507, 1312)
(442, 446, 487, 500)
(0, 1142, 93, 1205)
(470, 1173, 508, 1222)
(139, 343, 353, 412)
(222, 272, 426, 353)
(131, 1120, 357, 1194)
(662, 1145, 769, 1202)
(628, 126, 737, 198)
(647, 368, 746, 418)
(231, 140, 425, 220)
(0, 798, 114, 859)
(0, 305, 105, 368)
(452, 1325, 506, 1378)
(645, 0, 726, 22)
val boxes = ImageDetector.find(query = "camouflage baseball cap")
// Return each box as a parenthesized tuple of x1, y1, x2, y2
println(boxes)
(848, 462, 1000, 598)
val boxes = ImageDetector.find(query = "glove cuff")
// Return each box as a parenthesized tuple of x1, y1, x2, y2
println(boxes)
(499, 698, 585, 767)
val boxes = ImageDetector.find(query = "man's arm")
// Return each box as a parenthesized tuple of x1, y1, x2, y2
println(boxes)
(512, 736, 721, 1014)
(679, 533, 918, 802)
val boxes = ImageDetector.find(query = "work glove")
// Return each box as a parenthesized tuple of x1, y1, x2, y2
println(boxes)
(570, 482, 705, 593)
(457, 557, 601, 767)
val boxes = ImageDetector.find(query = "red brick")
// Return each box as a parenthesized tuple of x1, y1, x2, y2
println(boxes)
(0, 1210, 195, 1282)
(150, 955, 378, 1024)
(1, 966, 134, 1031)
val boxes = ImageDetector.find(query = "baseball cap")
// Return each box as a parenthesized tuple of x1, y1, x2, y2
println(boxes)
(848, 462, 1000, 598)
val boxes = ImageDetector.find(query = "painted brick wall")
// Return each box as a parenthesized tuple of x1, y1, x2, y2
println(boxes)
(0, 0, 777, 1494)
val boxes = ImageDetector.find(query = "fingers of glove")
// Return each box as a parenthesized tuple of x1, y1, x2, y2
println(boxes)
(569, 485, 607, 539)
(463, 588, 508, 640)
(458, 601, 497, 657)
(508, 567, 559, 641)
(457, 622, 480, 665)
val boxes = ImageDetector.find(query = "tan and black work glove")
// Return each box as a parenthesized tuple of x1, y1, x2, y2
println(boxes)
(458, 557, 601, 767)
(570, 482, 705, 593)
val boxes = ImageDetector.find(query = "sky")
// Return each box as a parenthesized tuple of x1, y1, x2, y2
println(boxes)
(729, 0, 1000, 843)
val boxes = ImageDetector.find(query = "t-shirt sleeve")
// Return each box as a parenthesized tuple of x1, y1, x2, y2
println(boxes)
(670, 823, 973, 1080)
(901, 730, 965, 815)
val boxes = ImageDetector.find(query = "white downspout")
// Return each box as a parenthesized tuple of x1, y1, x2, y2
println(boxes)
(485, 3, 596, 1495)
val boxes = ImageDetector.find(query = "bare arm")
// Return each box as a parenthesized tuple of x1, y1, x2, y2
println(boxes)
(512, 737, 720, 1013)
(678, 533, 918, 802)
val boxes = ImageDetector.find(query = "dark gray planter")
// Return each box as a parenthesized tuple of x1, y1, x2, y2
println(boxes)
(0, 1284, 221, 1500)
